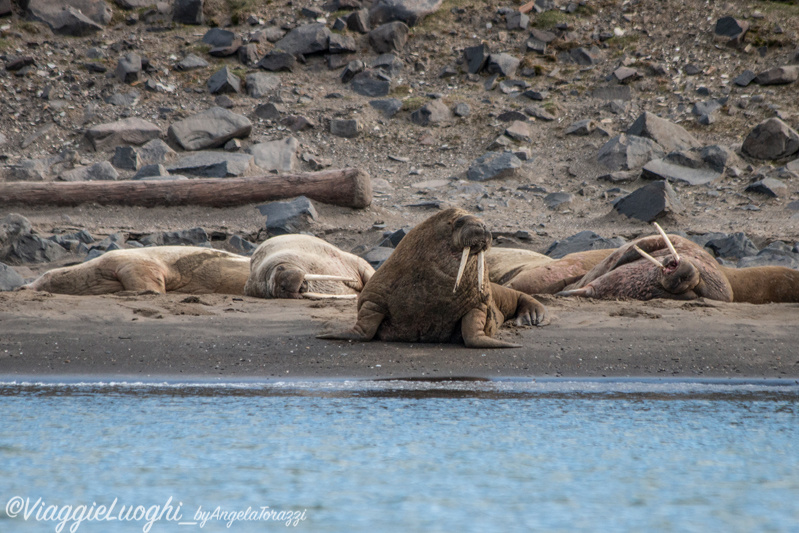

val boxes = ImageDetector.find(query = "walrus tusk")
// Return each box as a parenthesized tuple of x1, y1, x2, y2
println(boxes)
(301, 292, 358, 299)
(653, 222, 680, 263)
(453, 247, 470, 293)
(303, 274, 359, 283)
(478, 250, 485, 294)
(634, 245, 665, 270)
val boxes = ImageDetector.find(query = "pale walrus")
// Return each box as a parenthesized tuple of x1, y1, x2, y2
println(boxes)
(317, 208, 547, 348)
(24, 246, 251, 295)
(487, 247, 615, 295)
(244, 234, 375, 299)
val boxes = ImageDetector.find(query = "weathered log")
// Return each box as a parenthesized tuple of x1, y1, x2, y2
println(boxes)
(0, 168, 372, 209)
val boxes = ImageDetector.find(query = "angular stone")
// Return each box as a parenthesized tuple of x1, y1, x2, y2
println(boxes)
(59, 161, 119, 181)
(613, 66, 640, 83)
(410, 99, 452, 126)
(341, 59, 366, 83)
(229, 235, 257, 255)
(256, 51, 296, 72)
(613, 181, 683, 222)
(372, 53, 403, 78)
(330, 119, 363, 138)
(281, 115, 315, 132)
(742, 118, 799, 160)
(168, 107, 252, 151)
(256, 196, 318, 235)
(505, 121, 532, 143)
(112, 145, 141, 170)
(755, 65, 799, 85)
(368, 0, 443, 26)
(245, 72, 280, 98)
(0, 263, 25, 291)
(486, 53, 519, 77)
(641, 157, 721, 187)
(507, 12, 529, 31)
(209, 37, 243, 58)
(592, 85, 632, 101)
(254, 103, 281, 121)
(274, 23, 331, 57)
(246, 137, 299, 173)
(167, 151, 255, 178)
(598, 133, 665, 171)
(27, 0, 109, 36)
(626, 111, 701, 152)
(544, 231, 625, 259)
(238, 43, 260, 66)
(329, 33, 357, 54)
(569, 47, 600, 66)
(116, 52, 142, 84)
(526, 38, 547, 54)
(350, 69, 391, 96)
(706, 233, 759, 260)
(544, 192, 573, 209)
(369, 21, 409, 53)
(173, 0, 203, 24)
(146, 228, 209, 246)
(86, 117, 162, 152)
(347, 10, 370, 33)
(453, 103, 470, 117)
(733, 70, 756, 87)
(207, 66, 241, 94)
(565, 119, 595, 136)
(202, 28, 236, 48)
(369, 98, 403, 117)
(464, 43, 489, 74)
(105, 90, 140, 106)
(362, 246, 394, 269)
(746, 177, 788, 197)
(138, 138, 177, 165)
(715, 16, 749, 38)
(133, 164, 169, 179)
(467, 152, 523, 181)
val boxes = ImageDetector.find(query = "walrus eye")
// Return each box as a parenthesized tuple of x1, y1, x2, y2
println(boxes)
(454, 217, 467, 228)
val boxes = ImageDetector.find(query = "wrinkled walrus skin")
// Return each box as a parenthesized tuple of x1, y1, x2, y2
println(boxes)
(24, 246, 251, 295)
(559, 234, 734, 302)
(317, 208, 547, 349)
(244, 234, 374, 299)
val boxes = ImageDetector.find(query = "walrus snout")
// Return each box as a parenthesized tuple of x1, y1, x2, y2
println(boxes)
(660, 258, 701, 295)
(453, 216, 491, 252)
(273, 268, 307, 298)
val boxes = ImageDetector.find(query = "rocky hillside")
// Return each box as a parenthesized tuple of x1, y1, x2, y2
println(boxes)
(1, 0, 799, 285)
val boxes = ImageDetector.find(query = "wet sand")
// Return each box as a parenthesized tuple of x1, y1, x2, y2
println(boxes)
(1, 290, 797, 381)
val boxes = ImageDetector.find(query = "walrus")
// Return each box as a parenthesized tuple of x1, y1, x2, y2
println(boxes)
(317, 208, 547, 348)
(244, 234, 375, 299)
(487, 247, 615, 294)
(558, 224, 799, 304)
(24, 246, 251, 295)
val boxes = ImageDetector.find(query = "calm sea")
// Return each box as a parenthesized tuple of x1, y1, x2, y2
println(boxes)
(1, 378, 797, 532)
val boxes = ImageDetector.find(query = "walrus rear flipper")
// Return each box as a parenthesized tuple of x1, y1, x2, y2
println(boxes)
(556, 286, 595, 298)
(316, 301, 385, 342)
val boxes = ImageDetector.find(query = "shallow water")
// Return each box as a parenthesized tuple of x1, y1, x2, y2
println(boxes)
(1, 378, 798, 532)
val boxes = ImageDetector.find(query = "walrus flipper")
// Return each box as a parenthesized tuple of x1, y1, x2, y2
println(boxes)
(461, 307, 522, 349)
(491, 283, 547, 326)
(556, 286, 595, 298)
(316, 300, 385, 341)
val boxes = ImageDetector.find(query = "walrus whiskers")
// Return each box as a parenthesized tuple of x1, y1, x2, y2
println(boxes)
(303, 274, 359, 282)
(301, 292, 358, 299)
(653, 222, 680, 263)
(478, 250, 485, 294)
(633, 245, 665, 270)
(453, 247, 470, 293)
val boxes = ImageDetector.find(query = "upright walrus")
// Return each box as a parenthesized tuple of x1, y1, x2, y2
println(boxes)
(24, 246, 251, 295)
(318, 208, 547, 348)
(244, 234, 375, 299)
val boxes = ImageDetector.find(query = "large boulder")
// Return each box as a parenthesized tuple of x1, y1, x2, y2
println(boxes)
(168, 107, 252, 151)
(25, 0, 111, 35)
(613, 181, 684, 222)
(741, 118, 799, 160)
(85, 118, 162, 152)
(273, 23, 331, 57)
(626, 112, 701, 152)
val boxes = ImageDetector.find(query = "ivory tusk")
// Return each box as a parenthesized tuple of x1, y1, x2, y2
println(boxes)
(301, 292, 358, 299)
(653, 222, 680, 263)
(634, 245, 665, 270)
(478, 250, 485, 294)
(303, 274, 359, 283)
(453, 247, 470, 293)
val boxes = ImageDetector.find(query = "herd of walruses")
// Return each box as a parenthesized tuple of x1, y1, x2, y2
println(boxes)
(22, 208, 799, 348)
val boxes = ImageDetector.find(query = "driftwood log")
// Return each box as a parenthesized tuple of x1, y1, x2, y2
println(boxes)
(0, 168, 372, 209)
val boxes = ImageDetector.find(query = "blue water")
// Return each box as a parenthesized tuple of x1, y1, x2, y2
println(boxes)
(0, 378, 798, 533)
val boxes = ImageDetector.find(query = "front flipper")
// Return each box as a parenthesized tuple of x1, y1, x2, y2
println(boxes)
(461, 307, 522, 349)
(316, 300, 385, 341)
(491, 283, 547, 326)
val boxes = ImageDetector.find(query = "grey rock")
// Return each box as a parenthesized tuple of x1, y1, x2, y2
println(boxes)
(254, 102, 281, 121)
(706, 233, 759, 260)
(692, 99, 723, 119)
(613, 66, 640, 83)
(369, 98, 403, 117)
(173, 0, 203, 24)
(245, 72, 280, 98)
(565, 119, 595, 136)
(626, 111, 701, 152)
(1, 214, 68, 265)
(741, 118, 799, 160)
(592, 85, 632, 101)
(59, 161, 119, 181)
(85, 117, 162, 152)
(256, 51, 296, 72)
(274, 23, 331, 57)
(524, 105, 555, 121)
(368, 0, 442, 26)
(27, 0, 109, 35)
(641, 156, 721, 187)
(209, 37, 242, 58)
(138, 139, 177, 165)
(362, 246, 394, 269)
(738, 253, 799, 269)
(246, 137, 299, 173)
(207, 66, 241, 94)
(746, 177, 788, 197)
(229, 235, 256, 255)
(116, 52, 142, 84)
(497, 110, 527, 122)
(281, 115, 315, 132)
(486, 53, 519, 77)
(238, 43, 260, 66)
(505, 121, 532, 143)
(347, 10, 370, 33)
(569, 47, 600, 66)
(373, 53, 403, 78)
(453, 102, 470, 117)
(341, 60, 366, 83)
(613, 181, 684, 222)
(733, 70, 756, 87)
(162, 228, 209, 246)
(350, 69, 391, 96)
(544, 192, 573, 209)
(598, 170, 640, 183)
(111, 146, 141, 170)
(467, 152, 524, 181)
(410, 99, 452, 126)
(105, 90, 140, 106)
(0, 263, 25, 291)
(598, 133, 665, 171)
(256, 196, 318, 235)
(464, 43, 489, 74)
(168, 107, 252, 151)
(133, 164, 169, 179)
(526, 38, 547, 54)
(202, 28, 236, 48)
(715, 16, 749, 38)
(545, 231, 625, 259)
(507, 12, 529, 31)
(329, 33, 357, 54)
(369, 21, 409, 53)
(167, 152, 255, 178)
(330, 119, 363, 138)
(755, 65, 799, 85)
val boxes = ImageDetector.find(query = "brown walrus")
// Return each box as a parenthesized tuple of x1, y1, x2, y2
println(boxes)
(24, 246, 250, 295)
(317, 208, 547, 348)
(487, 247, 614, 294)
(720, 265, 799, 304)
(244, 234, 374, 299)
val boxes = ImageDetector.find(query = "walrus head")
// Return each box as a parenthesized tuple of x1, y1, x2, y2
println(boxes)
(659, 255, 701, 294)
(269, 264, 359, 299)
(450, 214, 491, 293)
